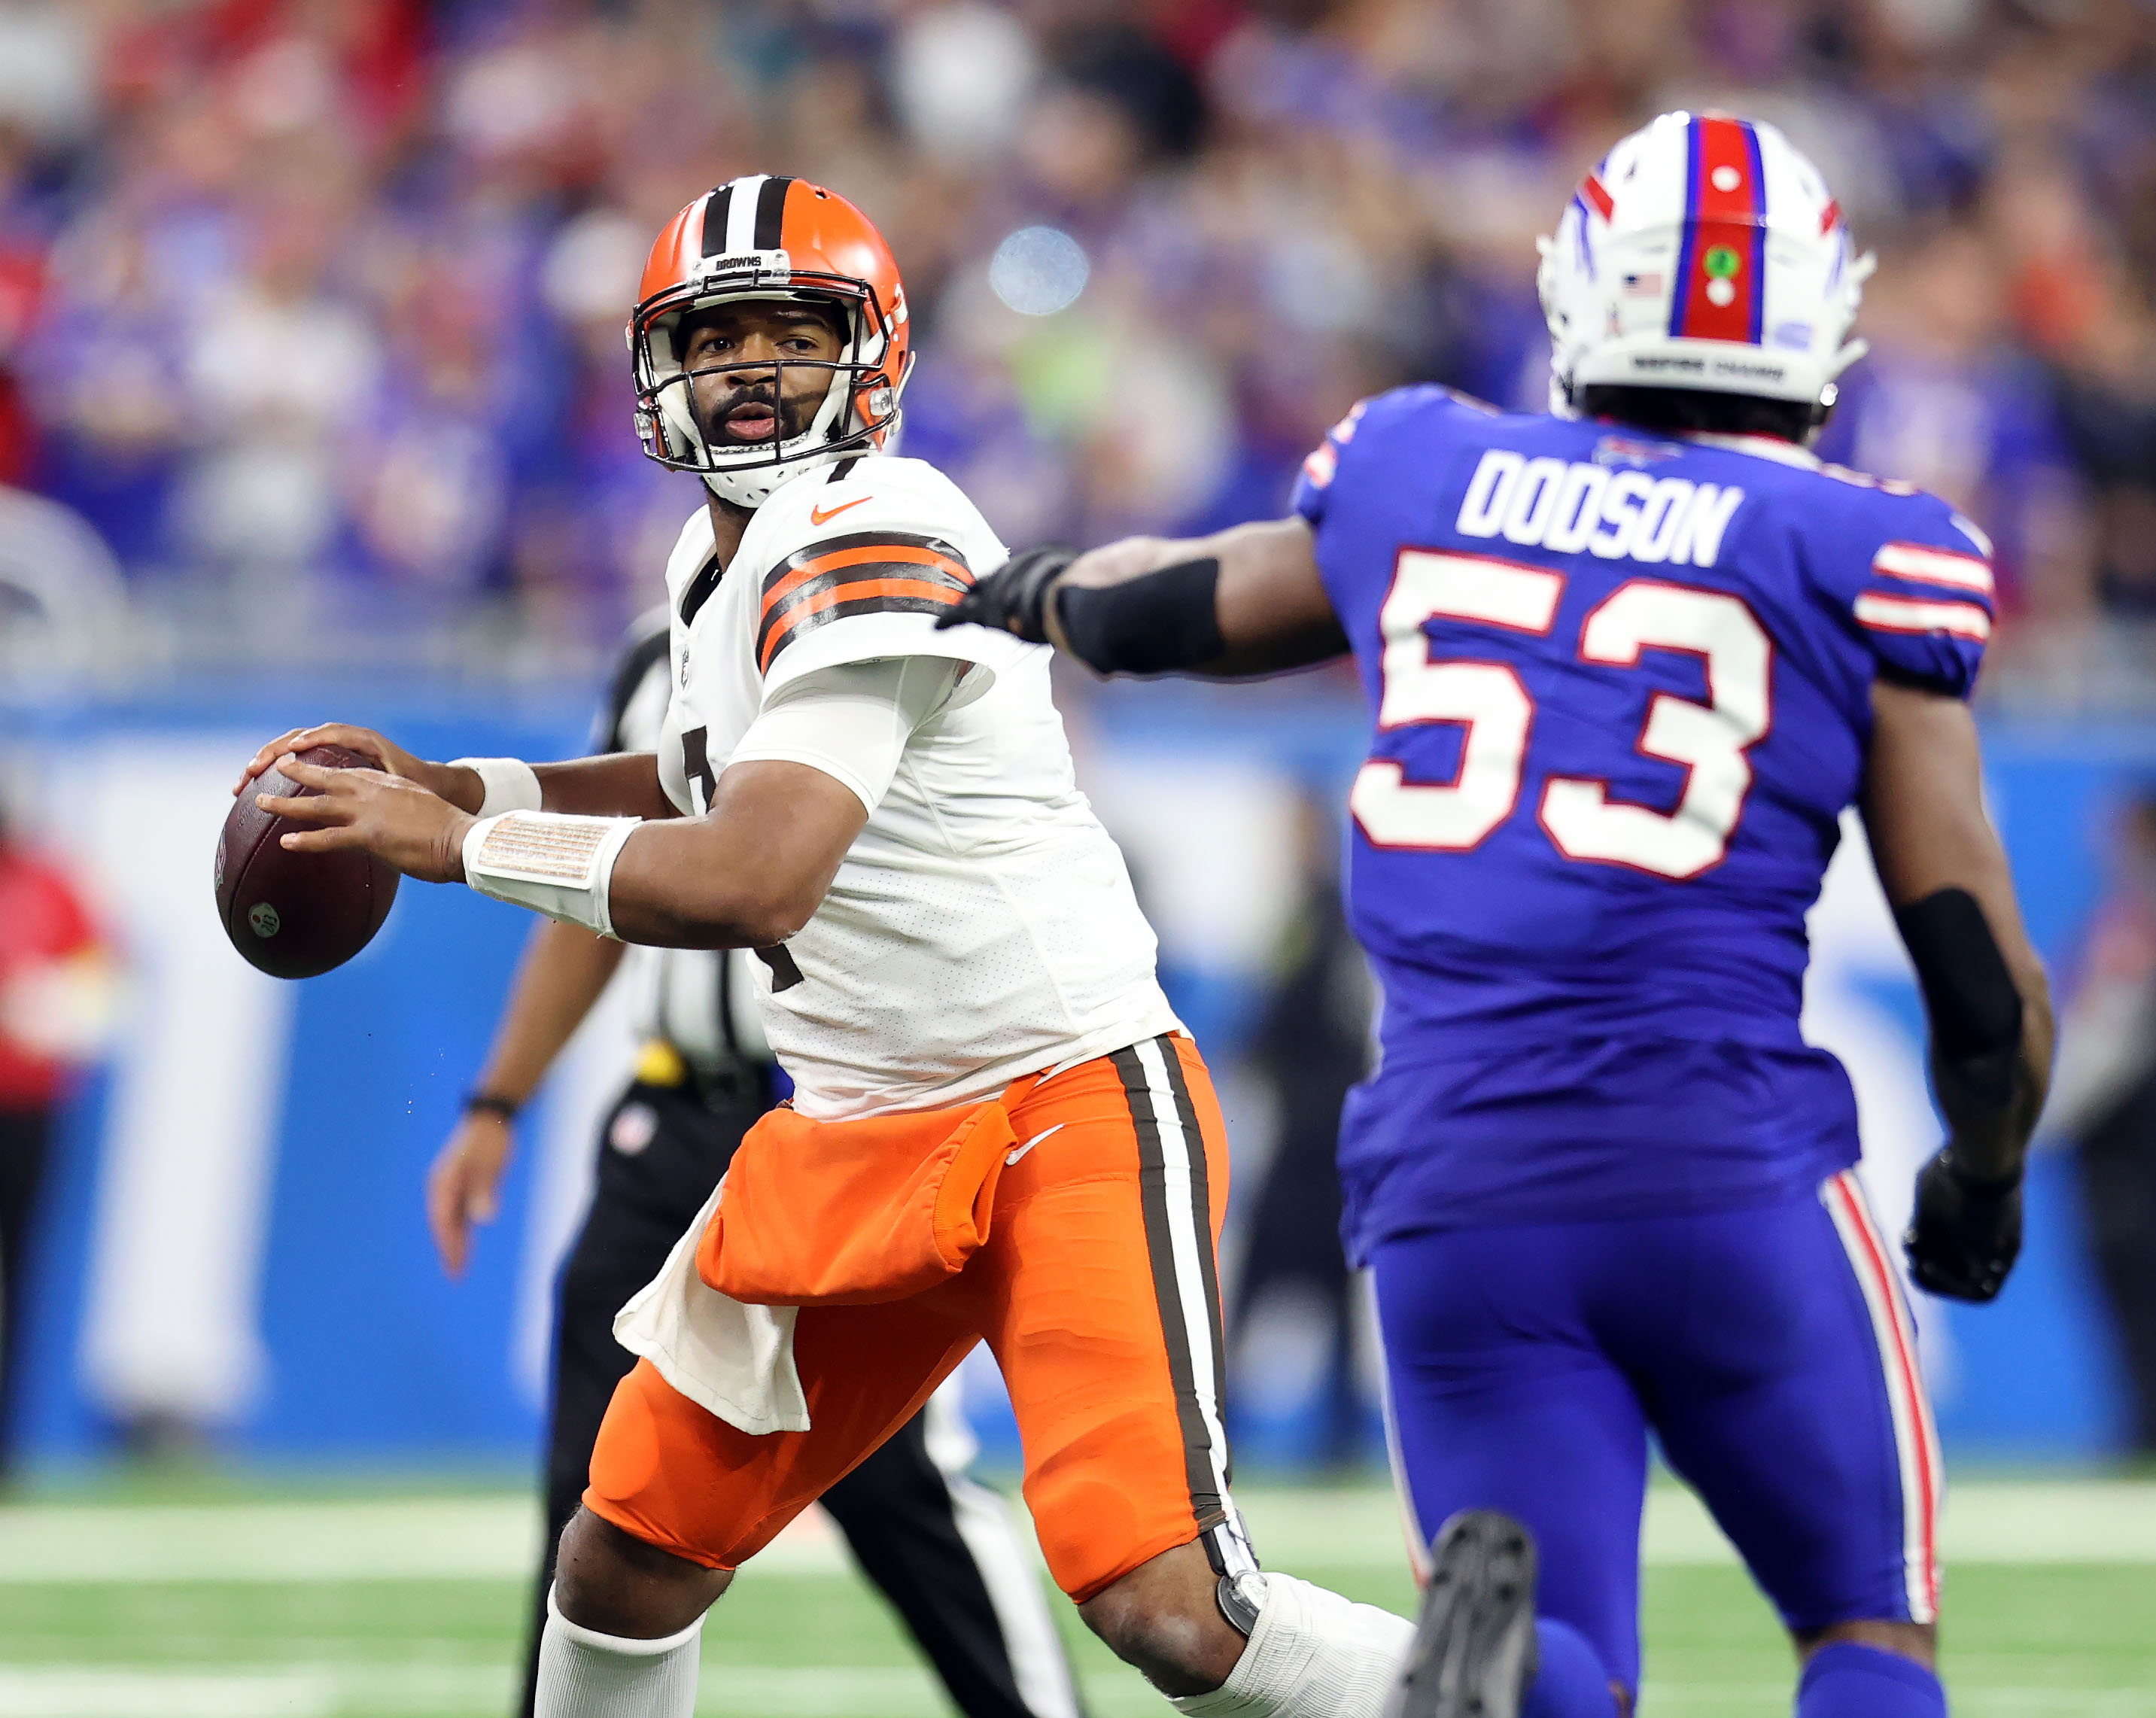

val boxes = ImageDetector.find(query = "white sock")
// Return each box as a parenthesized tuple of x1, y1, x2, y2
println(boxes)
(534, 1587, 704, 1718)
(1169, 1573, 1413, 1718)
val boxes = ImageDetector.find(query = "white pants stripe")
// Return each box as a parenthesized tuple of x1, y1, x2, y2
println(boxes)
(1126, 1035, 1257, 1577)
(1821, 1169, 1942, 1622)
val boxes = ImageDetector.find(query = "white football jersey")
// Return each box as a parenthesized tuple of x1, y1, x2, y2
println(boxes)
(656, 452, 1179, 1120)
(601, 613, 770, 1072)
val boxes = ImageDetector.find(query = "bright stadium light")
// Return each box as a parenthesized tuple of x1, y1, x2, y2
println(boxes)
(987, 226, 1090, 316)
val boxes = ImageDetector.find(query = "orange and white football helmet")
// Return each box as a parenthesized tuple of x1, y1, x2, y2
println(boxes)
(631, 175, 913, 506)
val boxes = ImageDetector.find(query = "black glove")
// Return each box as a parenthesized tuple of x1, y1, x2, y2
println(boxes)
(935, 545, 1077, 642)
(1904, 1147, 2023, 1303)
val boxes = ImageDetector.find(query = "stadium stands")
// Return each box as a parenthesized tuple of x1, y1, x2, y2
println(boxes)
(0, 1, 2148, 686)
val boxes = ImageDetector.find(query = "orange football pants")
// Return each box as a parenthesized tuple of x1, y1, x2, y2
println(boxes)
(584, 1032, 1241, 1603)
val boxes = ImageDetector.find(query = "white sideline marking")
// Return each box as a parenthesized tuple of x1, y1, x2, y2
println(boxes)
(0, 1496, 845, 1584)
(0, 1664, 1023, 1718)
(1, 1481, 2153, 1586)
(1235, 1480, 2156, 1570)
(0, 1665, 504, 1717)
(0, 1665, 2145, 1718)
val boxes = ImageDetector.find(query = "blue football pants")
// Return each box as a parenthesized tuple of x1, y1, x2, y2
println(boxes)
(1372, 1171, 1941, 1698)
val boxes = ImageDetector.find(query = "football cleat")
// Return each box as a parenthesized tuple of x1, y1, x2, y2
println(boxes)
(631, 175, 914, 507)
(1385, 1510, 1539, 1718)
(1537, 111, 1875, 422)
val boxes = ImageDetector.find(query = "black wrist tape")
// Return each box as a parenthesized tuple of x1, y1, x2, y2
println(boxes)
(1941, 1149, 2023, 1195)
(1895, 887, 2023, 1106)
(1053, 557, 1224, 676)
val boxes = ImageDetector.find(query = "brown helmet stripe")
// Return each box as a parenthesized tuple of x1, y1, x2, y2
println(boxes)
(700, 183, 736, 257)
(754, 175, 795, 250)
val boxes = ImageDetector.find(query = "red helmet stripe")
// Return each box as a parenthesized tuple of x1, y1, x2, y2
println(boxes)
(1580, 173, 1614, 220)
(1669, 115, 1766, 345)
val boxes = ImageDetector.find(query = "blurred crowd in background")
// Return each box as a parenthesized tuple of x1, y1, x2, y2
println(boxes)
(0, 0, 2153, 689)
(1, 0, 2154, 1473)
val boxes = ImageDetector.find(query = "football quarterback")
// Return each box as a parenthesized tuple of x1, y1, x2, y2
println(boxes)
(239, 178, 1421, 1718)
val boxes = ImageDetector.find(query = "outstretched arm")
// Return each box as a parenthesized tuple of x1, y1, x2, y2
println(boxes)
(938, 518, 1349, 678)
(1860, 678, 2054, 1301)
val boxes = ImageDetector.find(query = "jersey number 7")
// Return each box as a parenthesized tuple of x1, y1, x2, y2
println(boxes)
(1350, 550, 1772, 880)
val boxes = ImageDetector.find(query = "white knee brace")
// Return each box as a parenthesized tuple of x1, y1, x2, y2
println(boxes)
(533, 1587, 704, 1718)
(1169, 1573, 1414, 1718)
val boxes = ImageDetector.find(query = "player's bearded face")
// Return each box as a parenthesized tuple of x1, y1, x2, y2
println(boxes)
(677, 302, 850, 449)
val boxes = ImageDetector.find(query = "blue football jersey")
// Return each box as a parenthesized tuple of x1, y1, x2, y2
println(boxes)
(1293, 387, 1994, 1255)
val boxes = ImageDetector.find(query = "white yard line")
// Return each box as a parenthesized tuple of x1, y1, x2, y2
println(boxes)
(1233, 1481, 2156, 1571)
(0, 1481, 2151, 1586)
(0, 1664, 2145, 1718)
(0, 1665, 504, 1718)
(0, 1664, 1017, 1718)
(0, 1496, 847, 1584)
(0, 1499, 540, 1584)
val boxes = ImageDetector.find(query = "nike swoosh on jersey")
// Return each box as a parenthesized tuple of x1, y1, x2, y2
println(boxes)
(810, 496, 871, 527)
(1005, 1124, 1065, 1166)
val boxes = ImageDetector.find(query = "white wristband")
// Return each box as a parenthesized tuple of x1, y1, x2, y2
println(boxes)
(463, 811, 639, 938)
(448, 756, 544, 817)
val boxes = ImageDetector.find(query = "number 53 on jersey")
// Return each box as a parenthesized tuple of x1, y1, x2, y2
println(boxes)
(1350, 549, 1771, 881)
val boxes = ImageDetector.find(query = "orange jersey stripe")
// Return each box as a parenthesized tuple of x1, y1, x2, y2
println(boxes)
(762, 543, 973, 619)
(759, 577, 967, 671)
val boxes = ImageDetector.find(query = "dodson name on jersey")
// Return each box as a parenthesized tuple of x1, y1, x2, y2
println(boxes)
(1293, 386, 1994, 1253)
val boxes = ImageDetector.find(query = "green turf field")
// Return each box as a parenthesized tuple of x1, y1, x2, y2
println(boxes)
(1, 1477, 2151, 1716)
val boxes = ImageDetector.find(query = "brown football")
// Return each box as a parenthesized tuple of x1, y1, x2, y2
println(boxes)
(214, 743, 400, 979)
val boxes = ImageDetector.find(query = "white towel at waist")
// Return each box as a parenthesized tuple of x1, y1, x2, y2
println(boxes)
(611, 1177, 809, 1435)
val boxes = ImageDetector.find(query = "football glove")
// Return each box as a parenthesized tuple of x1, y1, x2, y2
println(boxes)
(935, 545, 1076, 642)
(1904, 1146, 2023, 1303)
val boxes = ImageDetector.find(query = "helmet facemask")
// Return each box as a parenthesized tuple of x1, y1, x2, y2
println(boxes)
(631, 261, 908, 507)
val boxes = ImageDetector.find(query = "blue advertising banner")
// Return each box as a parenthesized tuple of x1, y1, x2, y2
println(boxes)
(2, 681, 2146, 1468)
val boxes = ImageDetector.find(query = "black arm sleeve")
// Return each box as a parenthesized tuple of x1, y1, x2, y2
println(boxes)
(1894, 886, 2024, 1108)
(1053, 557, 1225, 677)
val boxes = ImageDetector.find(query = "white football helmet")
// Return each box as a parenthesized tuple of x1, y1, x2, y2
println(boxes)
(1538, 111, 1874, 421)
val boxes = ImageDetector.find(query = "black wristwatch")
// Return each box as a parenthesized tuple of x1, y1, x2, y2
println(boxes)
(462, 1091, 521, 1122)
